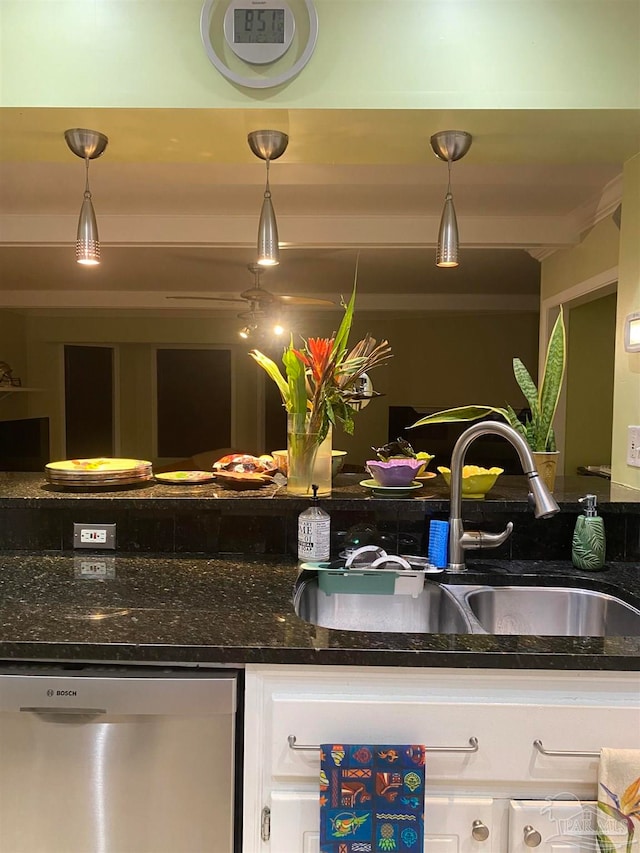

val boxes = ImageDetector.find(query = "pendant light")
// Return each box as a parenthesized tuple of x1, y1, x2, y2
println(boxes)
(64, 128, 109, 265)
(248, 130, 289, 267)
(430, 130, 472, 268)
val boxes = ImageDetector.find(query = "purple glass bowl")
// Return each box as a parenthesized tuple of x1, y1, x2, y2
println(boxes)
(366, 459, 424, 487)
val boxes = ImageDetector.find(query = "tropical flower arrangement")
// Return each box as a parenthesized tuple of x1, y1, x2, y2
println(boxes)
(249, 286, 392, 493)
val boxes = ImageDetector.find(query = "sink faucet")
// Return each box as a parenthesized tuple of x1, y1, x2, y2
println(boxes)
(448, 421, 560, 572)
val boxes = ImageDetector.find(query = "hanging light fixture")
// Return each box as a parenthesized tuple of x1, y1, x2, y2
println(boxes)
(64, 128, 109, 265)
(248, 130, 289, 267)
(430, 130, 472, 268)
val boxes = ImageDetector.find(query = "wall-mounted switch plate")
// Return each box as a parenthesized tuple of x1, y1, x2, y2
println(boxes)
(73, 523, 116, 549)
(627, 425, 640, 468)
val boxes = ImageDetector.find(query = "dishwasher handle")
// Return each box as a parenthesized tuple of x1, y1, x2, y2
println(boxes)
(20, 706, 107, 717)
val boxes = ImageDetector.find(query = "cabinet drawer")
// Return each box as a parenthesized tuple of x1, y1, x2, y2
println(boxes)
(255, 668, 639, 793)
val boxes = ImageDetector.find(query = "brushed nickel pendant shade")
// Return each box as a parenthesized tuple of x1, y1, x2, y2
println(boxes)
(64, 128, 109, 265)
(248, 130, 289, 267)
(430, 130, 472, 268)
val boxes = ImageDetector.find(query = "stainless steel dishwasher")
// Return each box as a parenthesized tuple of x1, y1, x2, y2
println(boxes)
(0, 666, 239, 853)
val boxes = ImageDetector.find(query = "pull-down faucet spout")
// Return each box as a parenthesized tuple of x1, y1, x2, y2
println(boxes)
(448, 421, 560, 572)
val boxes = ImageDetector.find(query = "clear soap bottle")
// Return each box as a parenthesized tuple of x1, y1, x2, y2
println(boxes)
(297, 484, 331, 564)
(571, 493, 606, 571)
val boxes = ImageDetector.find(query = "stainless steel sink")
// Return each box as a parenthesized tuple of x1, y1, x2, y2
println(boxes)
(294, 578, 472, 634)
(462, 586, 640, 637)
(293, 574, 640, 637)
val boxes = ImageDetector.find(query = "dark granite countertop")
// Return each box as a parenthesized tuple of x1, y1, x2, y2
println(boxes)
(1, 472, 639, 512)
(0, 552, 638, 671)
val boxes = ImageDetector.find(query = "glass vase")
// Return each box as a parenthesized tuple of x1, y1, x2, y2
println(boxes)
(286, 413, 332, 497)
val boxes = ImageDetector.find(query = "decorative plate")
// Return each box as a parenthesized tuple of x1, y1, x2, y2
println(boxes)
(359, 479, 424, 498)
(154, 471, 216, 484)
(415, 471, 437, 482)
(213, 470, 274, 489)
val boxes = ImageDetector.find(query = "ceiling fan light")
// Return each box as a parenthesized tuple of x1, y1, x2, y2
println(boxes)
(436, 193, 459, 268)
(239, 326, 252, 339)
(76, 196, 101, 265)
(257, 194, 279, 267)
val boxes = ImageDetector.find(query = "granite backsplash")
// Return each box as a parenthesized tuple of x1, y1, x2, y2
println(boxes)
(1, 472, 639, 563)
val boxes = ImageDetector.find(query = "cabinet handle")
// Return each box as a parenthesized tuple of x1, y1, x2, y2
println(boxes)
(523, 825, 542, 848)
(471, 819, 490, 841)
(287, 735, 479, 754)
(533, 739, 600, 758)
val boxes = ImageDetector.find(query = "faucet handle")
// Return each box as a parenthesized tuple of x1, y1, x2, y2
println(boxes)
(459, 522, 513, 552)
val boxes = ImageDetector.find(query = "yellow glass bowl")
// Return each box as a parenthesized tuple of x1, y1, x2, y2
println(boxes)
(415, 452, 435, 476)
(437, 465, 504, 499)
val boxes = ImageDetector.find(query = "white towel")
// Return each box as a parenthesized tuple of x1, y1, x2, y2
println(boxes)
(597, 748, 640, 852)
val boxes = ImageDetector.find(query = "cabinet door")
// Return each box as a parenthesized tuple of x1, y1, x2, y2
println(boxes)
(269, 792, 503, 853)
(508, 800, 597, 852)
(424, 797, 501, 852)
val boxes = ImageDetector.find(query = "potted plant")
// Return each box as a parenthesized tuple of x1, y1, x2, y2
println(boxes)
(250, 286, 392, 496)
(408, 307, 566, 491)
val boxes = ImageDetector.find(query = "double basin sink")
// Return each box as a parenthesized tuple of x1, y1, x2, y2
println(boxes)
(294, 575, 640, 637)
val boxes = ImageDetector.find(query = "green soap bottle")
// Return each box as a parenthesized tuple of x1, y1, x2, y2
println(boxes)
(571, 494, 606, 571)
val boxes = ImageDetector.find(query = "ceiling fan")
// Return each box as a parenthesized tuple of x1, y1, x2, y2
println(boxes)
(166, 263, 335, 311)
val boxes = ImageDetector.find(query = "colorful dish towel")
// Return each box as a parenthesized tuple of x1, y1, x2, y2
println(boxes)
(597, 747, 640, 852)
(320, 743, 426, 852)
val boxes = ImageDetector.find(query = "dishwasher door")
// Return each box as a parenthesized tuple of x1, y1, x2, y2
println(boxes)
(0, 668, 238, 853)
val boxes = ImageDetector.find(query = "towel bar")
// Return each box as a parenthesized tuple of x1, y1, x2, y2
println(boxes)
(287, 735, 479, 754)
(534, 739, 600, 758)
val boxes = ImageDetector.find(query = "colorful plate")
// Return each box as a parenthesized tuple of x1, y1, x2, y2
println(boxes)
(154, 470, 215, 484)
(415, 471, 437, 482)
(359, 479, 424, 497)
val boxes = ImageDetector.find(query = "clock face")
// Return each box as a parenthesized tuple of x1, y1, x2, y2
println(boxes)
(200, 0, 318, 88)
(224, 0, 295, 65)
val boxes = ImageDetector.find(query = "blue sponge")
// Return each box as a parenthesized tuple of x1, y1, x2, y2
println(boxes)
(428, 520, 449, 568)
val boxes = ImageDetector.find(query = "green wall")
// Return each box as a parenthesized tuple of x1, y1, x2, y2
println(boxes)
(564, 293, 616, 476)
(2, 0, 638, 109)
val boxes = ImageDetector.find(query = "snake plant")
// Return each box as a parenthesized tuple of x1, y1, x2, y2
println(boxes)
(409, 307, 566, 452)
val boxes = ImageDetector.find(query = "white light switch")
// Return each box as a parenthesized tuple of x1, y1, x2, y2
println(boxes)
(627, 425, 640, 468)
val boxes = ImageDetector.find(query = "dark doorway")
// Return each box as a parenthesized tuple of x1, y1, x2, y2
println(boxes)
(64, 345, 114, 458)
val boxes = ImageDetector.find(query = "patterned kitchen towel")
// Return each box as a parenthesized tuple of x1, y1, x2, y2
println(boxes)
(597, 747, 640, 852)
(320, 743, 426, 852)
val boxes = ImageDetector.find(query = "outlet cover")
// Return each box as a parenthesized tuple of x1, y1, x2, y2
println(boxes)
(627, 425, 640, 468)
(73, 523, 116, 549)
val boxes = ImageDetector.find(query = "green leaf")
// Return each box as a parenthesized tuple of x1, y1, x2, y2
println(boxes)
(249, 350, 289, 405)
(596, 830, 618, 853)
(537, 306, 566, 451)
(333, 280, 357, 364)
(504, 404, 528, 438)
(408, 405, 510, 428)
(282, 348, 308, 414)
(513, 357, 540, 418)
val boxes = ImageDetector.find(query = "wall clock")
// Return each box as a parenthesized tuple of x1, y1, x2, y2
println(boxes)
(200, 0, 318, 89)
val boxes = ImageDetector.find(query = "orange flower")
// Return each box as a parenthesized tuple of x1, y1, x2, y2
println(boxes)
(620, 776, 640, 819)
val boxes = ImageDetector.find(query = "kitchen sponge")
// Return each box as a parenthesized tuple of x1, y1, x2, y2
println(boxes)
(428, 520, 449, 568)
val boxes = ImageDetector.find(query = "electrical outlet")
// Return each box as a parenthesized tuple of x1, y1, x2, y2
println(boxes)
(627, 425, 640, 468)
(73, 523, 116, 549)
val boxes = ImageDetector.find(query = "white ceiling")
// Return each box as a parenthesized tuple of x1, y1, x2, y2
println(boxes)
(0, 107, 637, 315)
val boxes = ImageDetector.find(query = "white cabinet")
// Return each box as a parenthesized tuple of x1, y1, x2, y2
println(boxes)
(508, 800, 597, 852)
(242, 665, 640, 853)
(269, 792, 502, 852)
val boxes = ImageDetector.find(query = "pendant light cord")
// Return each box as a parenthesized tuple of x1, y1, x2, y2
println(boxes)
(84, 157, 92, 200)
(264, 158, 271, 199)
(445, 158, 453, 200)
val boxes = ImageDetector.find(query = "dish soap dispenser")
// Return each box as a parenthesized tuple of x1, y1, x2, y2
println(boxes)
(298, 484, 331, 564)
(572, 494, 606, 571)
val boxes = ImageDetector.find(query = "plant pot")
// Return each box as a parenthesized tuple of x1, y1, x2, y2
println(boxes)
(532, 451, 560, 493)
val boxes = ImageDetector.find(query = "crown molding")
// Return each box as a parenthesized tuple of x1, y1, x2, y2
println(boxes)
(570, 172, 623, 235)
